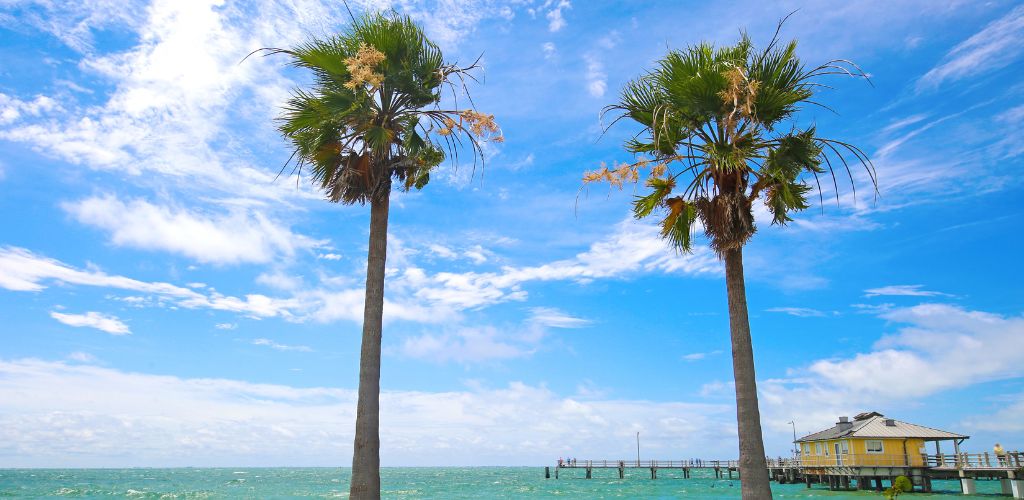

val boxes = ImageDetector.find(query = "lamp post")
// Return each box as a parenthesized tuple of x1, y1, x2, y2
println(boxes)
(787, 421, 797, 458)
(636, 431, 641, 466)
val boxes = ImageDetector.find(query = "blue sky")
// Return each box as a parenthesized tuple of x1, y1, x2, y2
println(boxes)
(1, 0, 1023, 467)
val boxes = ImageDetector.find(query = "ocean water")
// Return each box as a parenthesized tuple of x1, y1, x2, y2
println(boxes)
(0, 467, 1006, 498)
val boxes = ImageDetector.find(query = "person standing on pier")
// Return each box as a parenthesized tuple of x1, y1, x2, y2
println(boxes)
(995, 443, 1008, 466)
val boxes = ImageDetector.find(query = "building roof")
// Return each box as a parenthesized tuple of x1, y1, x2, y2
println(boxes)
(795, 413, 968, 443)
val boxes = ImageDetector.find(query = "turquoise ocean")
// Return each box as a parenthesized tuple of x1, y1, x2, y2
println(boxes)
(0, 467, 1005, 498)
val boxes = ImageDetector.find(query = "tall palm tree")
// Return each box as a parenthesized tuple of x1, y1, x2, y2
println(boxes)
(589, 27, 874, 499)
(261, 12, 500, 500)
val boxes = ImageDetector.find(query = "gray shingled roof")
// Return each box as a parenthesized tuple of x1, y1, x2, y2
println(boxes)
(795, 413, 968, 442)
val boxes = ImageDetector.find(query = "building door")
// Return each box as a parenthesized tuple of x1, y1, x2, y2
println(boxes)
(834, 443, 843, 466)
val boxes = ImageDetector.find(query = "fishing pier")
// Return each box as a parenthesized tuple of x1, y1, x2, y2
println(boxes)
(768, 451, 1024, 497)
(547, 452, 1024, 497)
(547, 459, 738, 480)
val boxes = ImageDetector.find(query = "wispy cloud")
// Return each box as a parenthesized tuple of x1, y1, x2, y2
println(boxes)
(66, 352, 98, 363)
(917, 5, 1024, 90)
(528, 307, 591, 328)
(50, 311, 130, 335)
(252, 338, 312, 352)
(1, 246, 299, 319)
(682, 350, 722, 362)
(765, 307, 827, 318)
(863, 285, 951, 298)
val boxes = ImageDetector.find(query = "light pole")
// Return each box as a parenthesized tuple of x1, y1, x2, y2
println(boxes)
(636, 431, 641, 466)
(787, 421, 797, 458)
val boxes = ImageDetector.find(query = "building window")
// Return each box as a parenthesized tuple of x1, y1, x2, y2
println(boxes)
(866, 440, 884, 454)
(816, 443, 823, 455)
(802, 444, 810, 456)
(840, 441, 850, 454)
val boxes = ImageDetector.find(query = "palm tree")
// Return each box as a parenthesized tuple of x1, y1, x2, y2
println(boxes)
(588, 26, 874, 499)
(260, 13, 500, 500)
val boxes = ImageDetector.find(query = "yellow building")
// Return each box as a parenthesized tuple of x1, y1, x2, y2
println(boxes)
(796, 412, 967, 468)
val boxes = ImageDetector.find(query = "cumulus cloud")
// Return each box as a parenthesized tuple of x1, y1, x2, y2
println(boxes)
(0, 358, 735, 467)
(50, 311, 131, 335)
(64, 196, 321, 265)
(758, 304, 1024, 437)
(0, 93, 60, 125)
(545, 0, 570, 32)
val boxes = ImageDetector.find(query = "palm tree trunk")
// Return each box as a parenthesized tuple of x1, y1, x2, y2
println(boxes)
(349, 190, 390, 500)
(724, 246, 772, 499)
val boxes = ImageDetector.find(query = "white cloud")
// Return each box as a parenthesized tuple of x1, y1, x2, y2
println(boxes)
(0, 246, 298, 319)
(863, 284, 950, 298)
(66, 352, 98, 363)
(317, 252, 342, 261)
(215, 323, 237, 330)
(50, 311, 131, 335)
(811, 304, 1024, 397)
(682, 350, 722, 362)
(541, 42, 556, 59)
(428, 244, 458, 259)
(918, 5, 1024, 90)
(252, 338, 312, 352)
(0, 358, 735, 467)
(64, 196, 320, 265)
(463, 244, 489, 264)
(398, 325, 534, 363)
(401, 219, 720, 311)
(1, 217, 718, 328)
(528, 307, 590, 328)
(0, 0, 319, 202)
(0, 93, 60, 125)
(758, 304, 1024, 436)
(583, 54, 606, 97)
(765, 307, 826, 318)
(256, 270, 304, 291)
(397, 308, 587, 364)
(545, 0, 570, 32)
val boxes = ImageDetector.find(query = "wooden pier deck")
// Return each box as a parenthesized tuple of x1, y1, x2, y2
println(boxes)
(549, 459, 738, 480)
(547, 452, 1024, 497)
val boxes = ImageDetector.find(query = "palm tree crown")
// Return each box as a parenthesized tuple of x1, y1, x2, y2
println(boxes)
(588, 29, 875, 254)
(269, 12, 501, 204)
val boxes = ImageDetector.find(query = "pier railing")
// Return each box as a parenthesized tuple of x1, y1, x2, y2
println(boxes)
(558, 452, 1022, 471)
(923, 451, 1023, 469)
(558, 459, 738, 468)
(769, 451, 1023, 470)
